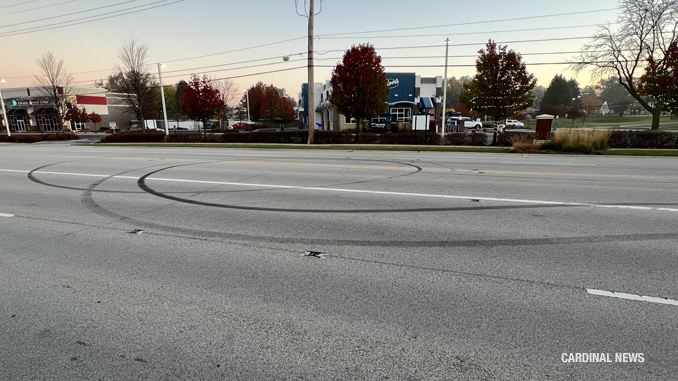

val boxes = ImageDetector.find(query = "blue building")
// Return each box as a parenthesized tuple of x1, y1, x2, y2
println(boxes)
(300, 73, 443, 131)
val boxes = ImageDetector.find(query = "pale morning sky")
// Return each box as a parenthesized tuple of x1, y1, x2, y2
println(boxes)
(0, 0, 621, 101)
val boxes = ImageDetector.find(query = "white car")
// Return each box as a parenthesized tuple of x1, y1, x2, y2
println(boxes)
(505, 119, 525, 128)
(447, 117, 483, 130)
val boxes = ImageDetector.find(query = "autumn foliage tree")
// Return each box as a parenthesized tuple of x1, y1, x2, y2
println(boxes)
(460, 40, 536, 121)
(65, 105, 90, 131)
(89, 112, 102, 131)
(638, 41, 678, 115)
(330, 44, 390, 139)
(182, 74, 225, 139)
(242, 82, 296, 124)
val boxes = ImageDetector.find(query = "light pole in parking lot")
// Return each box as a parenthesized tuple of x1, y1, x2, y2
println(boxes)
(441, 38, 449, 137)
(0, 79, 11, 137)
(158, 63, 169, 136)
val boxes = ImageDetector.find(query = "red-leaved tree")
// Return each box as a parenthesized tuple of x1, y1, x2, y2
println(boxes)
(88, 112, 102, 131)
(66, 106, 90, 131)
(638, 41, 678, 116)
(183, 74, 225, 139)
(330, 44, 390, 140)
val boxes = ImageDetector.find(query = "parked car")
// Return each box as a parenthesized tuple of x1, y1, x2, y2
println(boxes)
(447, 117, 483, 130)
(228, 122, 249, 130)
(205, 123, 216, 129)
(505, 119, 525, 128)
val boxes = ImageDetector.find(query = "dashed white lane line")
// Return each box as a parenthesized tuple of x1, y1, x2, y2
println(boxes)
(2, 168, 678, 213)
(587, 289, 678, 306)
(0, 213, 14, 217)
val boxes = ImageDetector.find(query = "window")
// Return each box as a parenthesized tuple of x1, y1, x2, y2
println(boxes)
(344, 115, 356, 124)
(391, 108, 411, 122)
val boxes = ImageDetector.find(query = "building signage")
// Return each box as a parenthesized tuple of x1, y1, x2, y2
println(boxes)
(386, 78, 399, 89)
(9, 99, 50, 107)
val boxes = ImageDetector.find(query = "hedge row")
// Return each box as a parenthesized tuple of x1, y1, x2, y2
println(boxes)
(100, 131, 166, 143)
(608, 131, 678, 148)
(0, 133, 79, 143)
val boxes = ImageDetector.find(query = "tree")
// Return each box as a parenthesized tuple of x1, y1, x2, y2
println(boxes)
(531, 85, 546, 109)
(242, 82, 267, 122)
(182, 74, 225, 140)
(574, 0, 678, 129)
(330, 44, 390, 140)
(566, 107, 586, 126)
(212, 77, 239, 128)
(89, 112, 102, 131)
(103, 40, 157, 130)
(598, 76, 634, 116)
(540, 75, 581, 116)
(34, 52, 73, 133)
(66, 105, 90, 131)
(638, 41, 678, 115)
(445, 76, 471, 110)
(460, 40, 536, 121)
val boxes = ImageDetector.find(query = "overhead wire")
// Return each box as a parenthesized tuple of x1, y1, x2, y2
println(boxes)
(0, 0, 138, 29)
(1, 0, 78, 17)
(0, 0, 185, 38)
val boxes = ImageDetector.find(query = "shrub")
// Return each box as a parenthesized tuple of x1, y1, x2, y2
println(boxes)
(380, 132, 440, 145)
(0, 133, 78, 143)
(99, 131, 166, 143)
(608, 131, 678, 148)
(539, 129, 611, 153)
(315, 131, 354, 144)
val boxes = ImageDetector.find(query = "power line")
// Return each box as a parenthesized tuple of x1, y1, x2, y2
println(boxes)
(0, 0, 138, 29)
(161, 36, 307, 64)
(3, 0, 41, 9)
(0, 0, 185, 38)
(1, 0, 78, 17)
(319, 24, 607, 40)
(319, 7, 619, 37)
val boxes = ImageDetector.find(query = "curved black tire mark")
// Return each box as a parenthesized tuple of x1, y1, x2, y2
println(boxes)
(137, 163, 576, 214)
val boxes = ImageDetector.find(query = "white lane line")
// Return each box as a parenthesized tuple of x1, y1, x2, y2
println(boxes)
(2, 169, 678, 213)
(0, 213, 14, 217)
(501, 162, 597, 166)
(146, 177, 678, 213)
(587, 289, 678, 306)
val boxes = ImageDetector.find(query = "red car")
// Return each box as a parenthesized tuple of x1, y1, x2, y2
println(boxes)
(228, 123, 248, 130)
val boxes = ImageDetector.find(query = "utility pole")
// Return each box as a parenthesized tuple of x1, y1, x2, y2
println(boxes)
(441, 38, 449, 138)
(158, 64, 169, 136)
(307, 0, 315, 144)
(297, 0, 321, 144)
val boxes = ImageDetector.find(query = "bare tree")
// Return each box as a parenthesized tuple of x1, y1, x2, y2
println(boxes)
(104, 40, 157, 131)
(34, 52, 73, 133)
(211, 77, 239, 128)
(573, 0, 678, 129)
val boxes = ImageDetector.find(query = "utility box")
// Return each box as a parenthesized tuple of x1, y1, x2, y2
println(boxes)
(536, 114, 555, 140)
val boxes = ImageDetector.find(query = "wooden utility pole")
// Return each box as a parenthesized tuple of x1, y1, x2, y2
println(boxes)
(307, 0, 315, 144)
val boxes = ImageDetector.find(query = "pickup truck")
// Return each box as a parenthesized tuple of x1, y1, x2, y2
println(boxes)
(446, 117, 483, 130)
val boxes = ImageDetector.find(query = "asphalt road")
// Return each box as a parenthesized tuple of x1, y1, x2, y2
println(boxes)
(1, 144, 677, 380)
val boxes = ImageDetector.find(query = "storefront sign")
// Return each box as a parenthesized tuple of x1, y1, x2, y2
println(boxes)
(9, 99, 49, 107)
(387, 78, 399, 89)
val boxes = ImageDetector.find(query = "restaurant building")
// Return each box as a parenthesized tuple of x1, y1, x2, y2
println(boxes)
(300, 73, 443, 131)
(1, 86, 133, 132)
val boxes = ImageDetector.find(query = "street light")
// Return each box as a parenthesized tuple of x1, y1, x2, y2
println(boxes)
(157, 63, 169, 136)
(0, 79, 10, 137)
